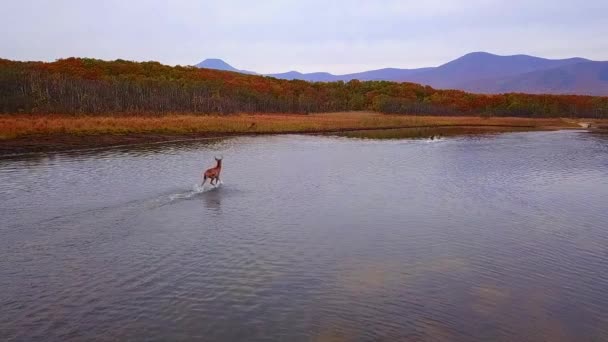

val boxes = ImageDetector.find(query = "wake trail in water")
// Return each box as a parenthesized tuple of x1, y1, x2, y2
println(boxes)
(167, 182, 223, 202)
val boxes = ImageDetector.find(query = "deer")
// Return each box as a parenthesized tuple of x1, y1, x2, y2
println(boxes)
(202, 156, 223, 187)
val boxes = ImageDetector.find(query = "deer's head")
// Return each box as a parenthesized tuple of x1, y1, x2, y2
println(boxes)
(215, 156, 223, 162)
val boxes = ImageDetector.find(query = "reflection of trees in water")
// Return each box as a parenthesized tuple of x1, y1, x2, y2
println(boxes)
(91, 137, 231, 157)
(336, 126, 535, 140)
(5, 136, 233, 160)
(0, 153, 56, 167)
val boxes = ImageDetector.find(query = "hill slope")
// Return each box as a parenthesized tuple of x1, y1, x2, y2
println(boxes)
(2, 57, 608, 118)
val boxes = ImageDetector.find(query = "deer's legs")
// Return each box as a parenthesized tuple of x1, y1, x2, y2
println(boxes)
(201, 175, 207, 187)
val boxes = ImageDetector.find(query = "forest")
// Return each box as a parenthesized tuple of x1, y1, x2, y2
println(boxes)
(1, 57, 608, 118)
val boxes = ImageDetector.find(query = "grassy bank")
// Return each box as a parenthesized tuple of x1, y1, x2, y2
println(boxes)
(0, 112, 582, 139)
(0, 112, 592, 154)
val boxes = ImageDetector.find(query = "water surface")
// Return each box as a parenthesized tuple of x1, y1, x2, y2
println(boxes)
(2, 130, 608, 341)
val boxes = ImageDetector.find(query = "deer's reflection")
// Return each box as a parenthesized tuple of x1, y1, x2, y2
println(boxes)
(201, 187, 222, 213)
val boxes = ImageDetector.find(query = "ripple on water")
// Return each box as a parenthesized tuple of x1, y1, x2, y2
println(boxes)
(1, 131, 608, 341)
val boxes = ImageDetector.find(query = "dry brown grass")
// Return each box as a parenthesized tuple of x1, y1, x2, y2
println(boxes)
(0, 112, 584, 140)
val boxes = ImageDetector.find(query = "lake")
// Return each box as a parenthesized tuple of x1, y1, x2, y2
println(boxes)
(1, 130, 608, 341)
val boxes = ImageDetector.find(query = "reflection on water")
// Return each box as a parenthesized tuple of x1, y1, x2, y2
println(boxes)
(333, 125, 538, 139)
(1, 131, 608, 341)
(201, 186, 223, 212)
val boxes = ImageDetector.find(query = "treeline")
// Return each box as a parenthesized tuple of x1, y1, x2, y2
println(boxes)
(1, 58, 608, 118)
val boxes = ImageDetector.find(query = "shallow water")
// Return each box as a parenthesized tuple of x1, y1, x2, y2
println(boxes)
(1, 130, 608, 341)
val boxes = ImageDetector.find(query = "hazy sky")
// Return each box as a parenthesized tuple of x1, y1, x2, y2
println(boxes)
(2, 0, 607, 73)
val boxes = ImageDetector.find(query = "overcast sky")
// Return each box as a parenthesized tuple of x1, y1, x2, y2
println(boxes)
(2, 0, 607, 74)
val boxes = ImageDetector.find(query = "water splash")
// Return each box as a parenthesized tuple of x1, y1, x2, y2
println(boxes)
(425, 136, 444, 143)
(167, 182, 223, 202)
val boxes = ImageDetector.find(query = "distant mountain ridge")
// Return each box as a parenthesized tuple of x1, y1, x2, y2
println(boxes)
(265, 67, 434, 82)
(194, 52, 608, 96)
(462, 60, 608, 96)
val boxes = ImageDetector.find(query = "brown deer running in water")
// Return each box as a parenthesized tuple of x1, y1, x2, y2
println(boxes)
(202, 156, 222, 186)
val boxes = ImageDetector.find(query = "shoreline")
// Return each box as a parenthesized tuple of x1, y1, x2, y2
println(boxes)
(0, 113, 597, 156)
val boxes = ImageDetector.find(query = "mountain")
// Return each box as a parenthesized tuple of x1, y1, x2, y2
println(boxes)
(195, 53, 608, 95)
(267, 71, 339, 82)
(195, 58, 257, 75)
(462, 61, 608, 95)
(196, 58, 238, 71)
(405, 52, 591, 89)
(265, 67, 433, 82)
(343, 67, 433, 82)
